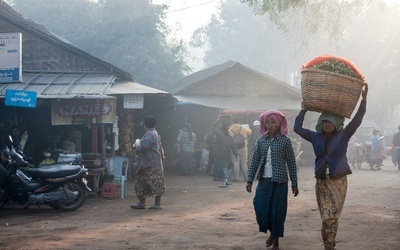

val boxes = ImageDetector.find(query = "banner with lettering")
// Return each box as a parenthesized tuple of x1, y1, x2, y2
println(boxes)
(5, 89, 37, 108)
(0, 32, 22, 82)
(51, 98, 116, 125)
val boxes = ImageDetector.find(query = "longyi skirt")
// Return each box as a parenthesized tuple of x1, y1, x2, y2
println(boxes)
(135, 167, 165, 200)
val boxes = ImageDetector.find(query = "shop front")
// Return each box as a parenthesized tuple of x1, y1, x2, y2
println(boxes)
(0, 5, 176, 195)
(0, 96, 118, 193)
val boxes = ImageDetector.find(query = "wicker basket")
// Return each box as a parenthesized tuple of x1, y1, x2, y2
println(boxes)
(301, 68, 365, 118)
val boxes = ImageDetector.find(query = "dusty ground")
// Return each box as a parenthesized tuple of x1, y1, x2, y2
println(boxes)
(0, 158, 399, 250)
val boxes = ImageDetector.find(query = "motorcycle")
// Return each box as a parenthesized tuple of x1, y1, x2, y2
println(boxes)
(0, 137, 91, 211)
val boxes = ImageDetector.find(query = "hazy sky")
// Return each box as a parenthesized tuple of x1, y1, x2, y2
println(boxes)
(152, 0, 221, 71)
(153, 0, 220, 40)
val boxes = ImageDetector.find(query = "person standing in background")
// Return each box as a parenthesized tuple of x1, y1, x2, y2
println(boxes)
(212, 116, 237, 188)
(7, 125, 20, 148)
(177, 123, 197, 175)
(131, 116, 165, 210)
(4, 125, 29, 152)
(392, 125, 400, 171)
(229, 117, 252, 182)
(204, 127, 217, 178)
(370, 129, 384, 170)
(248, 120, 260, 161)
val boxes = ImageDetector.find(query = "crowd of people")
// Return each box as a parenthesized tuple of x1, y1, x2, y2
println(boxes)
(347, 127, 400, 171)
(128, 83, 398, 250)
(1, 83, 382, 250)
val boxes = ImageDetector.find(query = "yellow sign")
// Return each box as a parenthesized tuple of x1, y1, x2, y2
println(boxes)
(51, 99, 116, 125)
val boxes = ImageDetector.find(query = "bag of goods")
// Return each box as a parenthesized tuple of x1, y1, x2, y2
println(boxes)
(301, 54, 365, 118)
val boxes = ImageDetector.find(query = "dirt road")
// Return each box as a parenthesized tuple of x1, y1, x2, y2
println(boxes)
(1, 159, 399, 250)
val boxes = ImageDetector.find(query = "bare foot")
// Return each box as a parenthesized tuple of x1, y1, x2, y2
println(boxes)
(271, 237, 280, 250)
(266, 236, 273, 247)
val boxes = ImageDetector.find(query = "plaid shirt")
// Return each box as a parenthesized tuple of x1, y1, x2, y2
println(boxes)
(135, 128, 164, 171)
(247, 133, 298, 187)
(178, 131, 196, 152)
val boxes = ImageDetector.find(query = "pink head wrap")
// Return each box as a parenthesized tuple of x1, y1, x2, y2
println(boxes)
(259, 110, 288, 136)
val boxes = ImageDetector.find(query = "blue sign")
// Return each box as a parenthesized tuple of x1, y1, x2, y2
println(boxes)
(5, 89, 37, 108)
(0, 68, 20, 82)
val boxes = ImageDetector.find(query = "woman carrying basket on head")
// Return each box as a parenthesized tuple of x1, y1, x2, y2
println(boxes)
(294, 83, 368, 250)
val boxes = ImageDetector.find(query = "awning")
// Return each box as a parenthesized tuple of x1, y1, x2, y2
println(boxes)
(0, 72, 170, 99)
(106, 80, 169, 95)
(0, 72, 116, 99)
(173, 95, 301, 113)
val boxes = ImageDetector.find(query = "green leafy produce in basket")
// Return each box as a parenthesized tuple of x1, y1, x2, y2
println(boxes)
(311, 59, 359, 78)
(302, 54, 364, 81)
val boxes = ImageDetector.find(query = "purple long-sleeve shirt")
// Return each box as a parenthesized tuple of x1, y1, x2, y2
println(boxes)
(294, 100, 366, 179)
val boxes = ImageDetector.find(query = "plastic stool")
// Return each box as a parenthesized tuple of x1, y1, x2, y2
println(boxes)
(101, 182, 117, 199)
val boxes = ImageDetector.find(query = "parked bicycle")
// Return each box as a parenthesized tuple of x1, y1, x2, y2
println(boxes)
(348, 142, 367, 169)
(353, 143, 365, 169)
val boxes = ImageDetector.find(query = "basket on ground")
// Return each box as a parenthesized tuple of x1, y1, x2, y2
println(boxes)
(301, 68, 365, 118)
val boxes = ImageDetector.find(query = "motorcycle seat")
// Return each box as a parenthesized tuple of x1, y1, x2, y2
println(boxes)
(27, 164, 83, 179)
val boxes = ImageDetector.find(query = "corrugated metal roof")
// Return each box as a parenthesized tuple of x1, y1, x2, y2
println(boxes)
(174, 95, 300, 112)
(172, 61, 301, 97)
(171, 61, 236, 93)
(0, 72, 115, 98)
(0, 72, 171, 99)
(107, 80, 169, 95)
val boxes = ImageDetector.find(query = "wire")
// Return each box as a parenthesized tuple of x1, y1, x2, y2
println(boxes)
(165, 0, 218, 13)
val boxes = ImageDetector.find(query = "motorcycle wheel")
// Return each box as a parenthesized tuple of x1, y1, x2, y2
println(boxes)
(50, 182, 86, 211)
(0, 188, 7, 208)
(48, 202, 60, 209)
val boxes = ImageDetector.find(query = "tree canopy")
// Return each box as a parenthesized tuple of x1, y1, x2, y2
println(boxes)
(7, 0, 191, 90)
(5, 0, 400, 125)
(191, 0, 400, 125)
(191, 0, 292, 80)
(240, 0, 373, 43)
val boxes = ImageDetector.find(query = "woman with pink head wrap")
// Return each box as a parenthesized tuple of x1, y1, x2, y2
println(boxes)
(258, 110, 288, 136)
(246, 109, 299, 250)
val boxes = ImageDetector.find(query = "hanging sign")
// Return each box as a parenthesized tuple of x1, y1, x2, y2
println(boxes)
(123, 94, 144, 109)
(51, 99, 116, 125)
(0, 32, 22, 83)
(5, 89, 37, 108)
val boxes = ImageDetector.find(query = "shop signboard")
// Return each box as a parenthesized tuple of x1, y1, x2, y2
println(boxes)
(123, 94, 143, 109)
(0, 32, 22, 83)
(5, 89, 37, 108)
(51, 98, 116, 125)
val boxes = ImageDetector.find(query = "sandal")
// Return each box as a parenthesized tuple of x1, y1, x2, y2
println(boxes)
(148, 205, 162, 210)
(130, 203, 145, 209)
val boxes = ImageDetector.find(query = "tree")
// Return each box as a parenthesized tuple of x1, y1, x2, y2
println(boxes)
(191, 0, 400, 126)
(338, 2, 400, 123)
(191, 0, 297, 81)
(6, 0, 99, 50)
(240, 0, 374, 45)
(7, 0, 191, 90)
